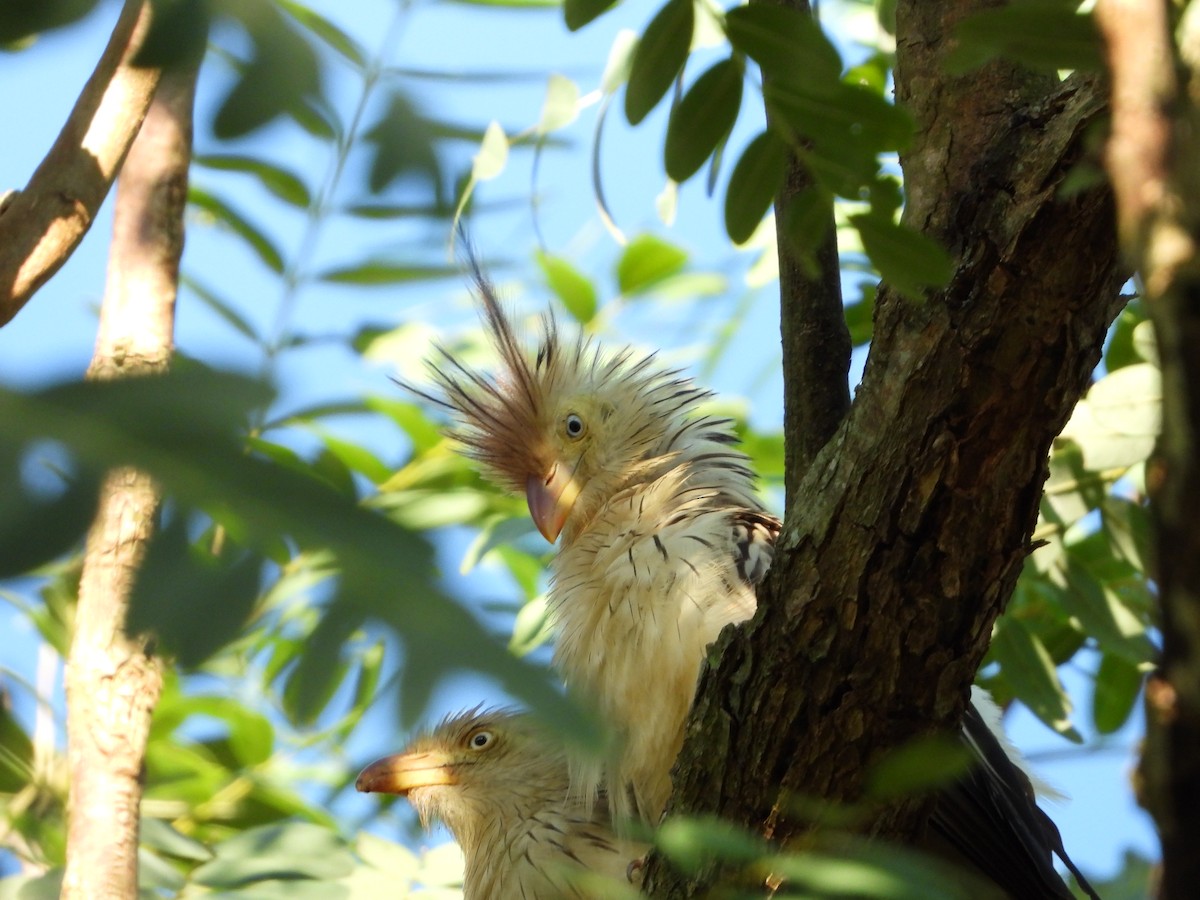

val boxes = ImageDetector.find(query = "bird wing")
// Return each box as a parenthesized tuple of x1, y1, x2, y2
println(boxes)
(931, 701, 1102, 900)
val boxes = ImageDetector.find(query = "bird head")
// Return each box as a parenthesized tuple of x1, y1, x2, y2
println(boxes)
(422, 268, 711, 543)
(356, 708, 566, 834)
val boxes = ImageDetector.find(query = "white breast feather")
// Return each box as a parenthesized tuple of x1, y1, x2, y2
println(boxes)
(551, 470, 759, 822)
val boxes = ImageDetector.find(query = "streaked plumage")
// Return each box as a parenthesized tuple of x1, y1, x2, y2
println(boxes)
(355, 708, 645, 900)
(422, 262, 1100, 899)
(422, 267, 779, 824)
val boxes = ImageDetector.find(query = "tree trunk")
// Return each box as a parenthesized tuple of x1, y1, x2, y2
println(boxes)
(644, 2, 1127, 895)
(1097, 2, 1200, 897)
(61, 63, 197, 900)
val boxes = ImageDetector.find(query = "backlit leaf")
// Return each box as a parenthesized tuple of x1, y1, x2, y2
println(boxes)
(664, 58, 743, 183)
(624, 0, 693, 125)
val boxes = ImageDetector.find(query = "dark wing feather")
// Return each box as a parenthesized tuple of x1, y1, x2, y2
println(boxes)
(732, 509, 782, 587)
(930, 703, 1101, 900)
(737, 519, 1095, 899)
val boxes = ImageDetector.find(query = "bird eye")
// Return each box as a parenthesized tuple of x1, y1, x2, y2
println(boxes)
(468, 730, 493, 750)
(564, 413, 586, 440)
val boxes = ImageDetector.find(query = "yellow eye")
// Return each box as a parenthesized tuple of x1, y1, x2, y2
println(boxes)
(468, 730, 494, 750)
(564, 413, 586, 440)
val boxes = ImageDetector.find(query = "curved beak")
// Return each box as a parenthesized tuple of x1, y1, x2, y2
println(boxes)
(355, 751, 456, 795)
(526, 463, 580, 543)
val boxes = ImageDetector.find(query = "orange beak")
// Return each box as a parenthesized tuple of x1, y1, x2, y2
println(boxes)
(355, 751, 457, 795)
(526, 464, 580, 543)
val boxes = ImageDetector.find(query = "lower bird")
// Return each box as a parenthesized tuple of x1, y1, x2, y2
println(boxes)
(356, 707, 647, 900)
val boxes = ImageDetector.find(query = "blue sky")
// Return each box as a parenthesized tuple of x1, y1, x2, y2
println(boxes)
(0, 0, 1158, 886)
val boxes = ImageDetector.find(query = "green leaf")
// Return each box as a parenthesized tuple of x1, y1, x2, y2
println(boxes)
(624, 0, 694, 125)
(189, 188, 285, 274)
(126, 517, 264, 669)
(0, 869, 62, 900)
(194, 154, 312, 207)
(845, 283, 876, 346)
(472, 121, 509, 181)
(0, 0, 98, 45)
(724, 4, 841, 82)
(781, 186, 834, 276)
(766, 79, 911, 155)
(724, 130, 788, 244)
(989, 615, 1081, 741)
(138, 847, 187, 892)
(214, 6, 323, 139)
(849, 212, 953, 301)
(766, 841, 997, 900)
(343, 639, 386, 733)
(1093, 653, 1144, 734)
(664, 58, 743, 183)
(134, 0, 209, 68)
(277, 0, 366, 68)
(867, 734, 973, 800)
(0, 700, 33, 793)
(537, 252, 597, 323)
(140, 817, 214, 863)
(1104, 303, 1144, 372)
(318, 261, 460, 285)
(362, 91, 443, 198)
(1060, 560, 1157, 666)
(563, 0, 618, 32)
(616, 234, 688, 295)
(191, 822, 355, 887)
(1088, 362, 1162, 437)
(538, 74, 580, 133)
(509, 594, 554, 656)
(1041, 439, 1107, 529)
(948, 6, 1102, 74)
(313, 431, 392, 485)
(283, 601, 360, 725)
(0, 469, 98, 578)
(177, 695, 276, 768)
(181, 275, 262, 345)
(1062, 363, 1161, 471)
(656, 815, 767, 875)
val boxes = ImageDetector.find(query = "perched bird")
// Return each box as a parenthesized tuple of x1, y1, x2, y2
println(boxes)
(421, 264, 1099, 899)
(421, 269, 778, 824)
(356, 707, 645, 900)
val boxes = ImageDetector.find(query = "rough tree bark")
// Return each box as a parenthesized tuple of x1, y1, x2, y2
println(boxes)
(1097, 2, 1200, 897)
(0, 0, 160, 328)
(644, 2, 1127, 896)
(61, 63, 198, 900)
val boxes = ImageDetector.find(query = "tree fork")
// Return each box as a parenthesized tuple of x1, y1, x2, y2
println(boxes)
(760, 0, 852, 493)
(644, 3, 1126, 896)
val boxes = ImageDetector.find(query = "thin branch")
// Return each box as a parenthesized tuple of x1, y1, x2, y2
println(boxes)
(0, 0, 160, 328)
(760, 0, 851, 499)
(61, 62, 198, 900)
(1097, 3, 1200, 897)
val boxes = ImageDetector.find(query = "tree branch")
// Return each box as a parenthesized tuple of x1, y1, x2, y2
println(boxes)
(1096, 3, 1200, 897)
(61, 62, 197, 900)
(0, 0, 160, 328)
(645, 2, 1126, 895)
(763, 0, 851, 496)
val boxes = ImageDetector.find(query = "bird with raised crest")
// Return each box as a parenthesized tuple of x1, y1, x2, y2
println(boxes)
(356, 707, 646, 900)
(417, 263, 779, 827)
